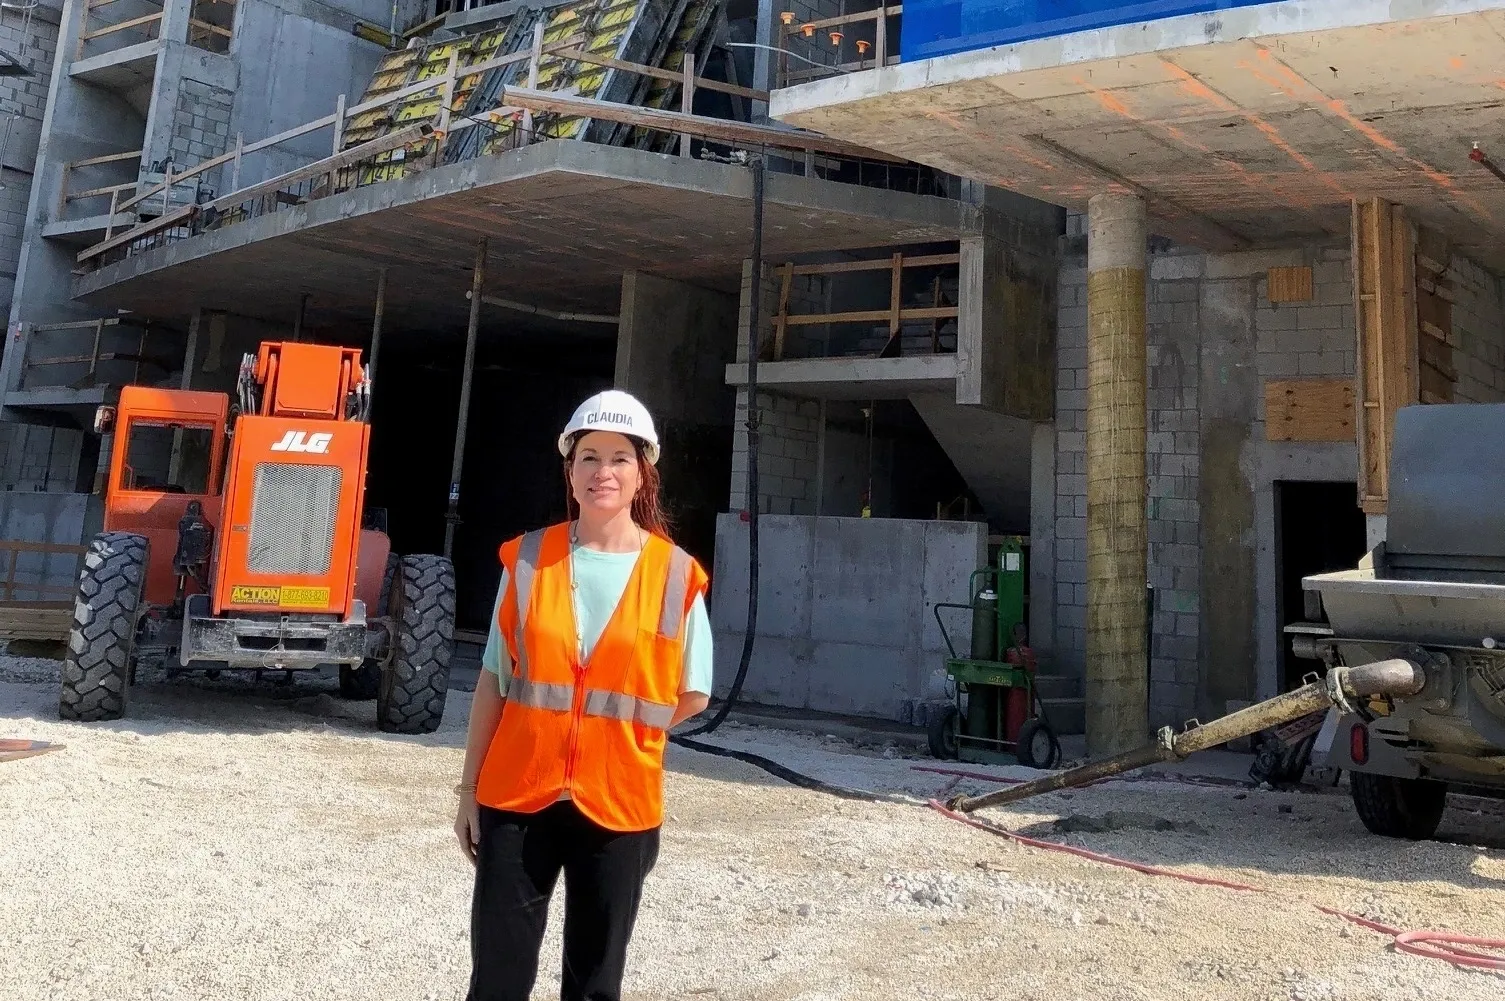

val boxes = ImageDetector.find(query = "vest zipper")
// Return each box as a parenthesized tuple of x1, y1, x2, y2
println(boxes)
(563, 660, 585, 794)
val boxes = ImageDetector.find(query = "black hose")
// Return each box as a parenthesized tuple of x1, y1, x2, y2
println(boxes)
(671, 735, 882, 802)
(677, 150, 765, 740)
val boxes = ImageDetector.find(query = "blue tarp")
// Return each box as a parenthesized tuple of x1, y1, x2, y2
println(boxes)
(900, 1, 1277, 62)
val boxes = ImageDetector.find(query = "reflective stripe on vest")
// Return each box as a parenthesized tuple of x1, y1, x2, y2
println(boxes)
(512, 528, 545, 684)
(584, 688, 676, 729)
(510, 677, 574, 713)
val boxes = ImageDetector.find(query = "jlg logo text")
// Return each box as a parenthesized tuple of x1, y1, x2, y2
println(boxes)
(270, 431, 333, 454)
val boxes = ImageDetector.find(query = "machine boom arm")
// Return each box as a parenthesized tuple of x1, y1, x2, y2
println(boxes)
(946, 658, 1428, 813)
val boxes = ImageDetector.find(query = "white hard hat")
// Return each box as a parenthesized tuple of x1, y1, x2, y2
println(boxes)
(558, 389, 660, 465)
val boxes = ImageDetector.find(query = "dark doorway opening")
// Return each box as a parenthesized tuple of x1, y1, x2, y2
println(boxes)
(366, 335, 615, 632)
(1274, 480, 1367, 693)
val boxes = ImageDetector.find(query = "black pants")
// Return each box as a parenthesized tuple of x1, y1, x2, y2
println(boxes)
(467, 801, 660, 1001)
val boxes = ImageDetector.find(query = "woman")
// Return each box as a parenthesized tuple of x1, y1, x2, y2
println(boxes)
(454, 389, 713, 1001)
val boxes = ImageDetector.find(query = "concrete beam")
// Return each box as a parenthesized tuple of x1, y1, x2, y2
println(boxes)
(72, 142, 964, 332)
(724, 355, 957, 400)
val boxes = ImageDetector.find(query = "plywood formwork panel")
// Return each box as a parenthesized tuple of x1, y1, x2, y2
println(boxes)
(1352, 197, 1419, 515)
(1264, 378, 1354, 443)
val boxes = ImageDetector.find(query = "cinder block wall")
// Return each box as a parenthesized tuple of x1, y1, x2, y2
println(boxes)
(0, 5, 61, 323)
(730, 258, 827, 514)
(1052, 211, 1505, 728)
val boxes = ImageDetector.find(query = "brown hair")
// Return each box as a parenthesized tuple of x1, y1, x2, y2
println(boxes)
(563, 434, 672, 540)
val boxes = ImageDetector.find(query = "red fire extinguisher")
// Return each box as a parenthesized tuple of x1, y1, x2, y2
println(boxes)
(1003, 624, 1037, 744)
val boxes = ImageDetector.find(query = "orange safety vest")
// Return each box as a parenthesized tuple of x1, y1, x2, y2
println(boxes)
(476, 522, 709, 832)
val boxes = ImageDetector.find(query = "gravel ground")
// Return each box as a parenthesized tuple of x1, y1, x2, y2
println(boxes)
(3, 654, 1504, 1001)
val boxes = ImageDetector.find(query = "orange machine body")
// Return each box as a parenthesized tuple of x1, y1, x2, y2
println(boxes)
(103, 341, 379, 617)
(215, 342, 370, 618)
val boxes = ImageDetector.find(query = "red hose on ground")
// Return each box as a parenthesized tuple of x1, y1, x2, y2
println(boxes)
(912, 763, 1247, 792)
(926, 796, 1505, 974)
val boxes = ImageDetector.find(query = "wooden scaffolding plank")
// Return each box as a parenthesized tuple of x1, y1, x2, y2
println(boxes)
(1351, 197, 1420, 515)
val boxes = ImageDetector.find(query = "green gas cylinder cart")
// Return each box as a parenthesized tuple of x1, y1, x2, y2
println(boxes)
(929, 537, 1061, 769)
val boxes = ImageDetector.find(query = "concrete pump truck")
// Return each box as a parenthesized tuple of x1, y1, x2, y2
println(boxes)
(57, 340, 456, 734)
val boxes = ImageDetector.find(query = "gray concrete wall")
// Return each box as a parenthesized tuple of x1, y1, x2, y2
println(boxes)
(227, 0, 412, 188)
(615, 270, 737, 566)
(730, 388, 822, 514)
(731, 257, 826, 514)
(1446, 253, 1505, 404)
(1054, 214, 1367, 726)
(0, 420, 85, 491)
(709, 513, 985, 720)
(956, 185, 1061, 420)
(0, 490, 102, 600)
(0, 1, 62, 324)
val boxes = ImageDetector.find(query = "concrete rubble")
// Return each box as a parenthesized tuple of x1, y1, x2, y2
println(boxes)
(3, 655, 1504, 1001)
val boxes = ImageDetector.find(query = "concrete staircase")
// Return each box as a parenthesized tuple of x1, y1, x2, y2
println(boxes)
(908, 392, 1034, 531)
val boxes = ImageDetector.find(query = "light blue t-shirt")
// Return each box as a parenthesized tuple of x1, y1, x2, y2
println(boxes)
(480, 545, 713, 696)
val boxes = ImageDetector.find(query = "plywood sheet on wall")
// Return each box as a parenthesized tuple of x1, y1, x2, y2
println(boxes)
(1267, 266, 1313, 303)
(1265, 379, 1354, 443)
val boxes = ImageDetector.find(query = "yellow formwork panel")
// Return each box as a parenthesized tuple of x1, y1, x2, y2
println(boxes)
(339, 0, 709, 176)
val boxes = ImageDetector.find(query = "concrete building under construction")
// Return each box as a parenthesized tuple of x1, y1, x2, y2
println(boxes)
(2, 0, 1074, 733)
(770, 0, 1505, 753)
(11, 0, 1501, 755)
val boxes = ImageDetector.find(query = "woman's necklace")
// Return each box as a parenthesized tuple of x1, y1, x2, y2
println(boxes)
(568, 519, 645, 662)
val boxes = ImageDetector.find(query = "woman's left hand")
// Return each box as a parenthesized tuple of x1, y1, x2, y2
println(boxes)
(455, 790, 481, 864)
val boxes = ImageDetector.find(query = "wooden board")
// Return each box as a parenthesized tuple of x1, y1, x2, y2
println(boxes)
(0, 739, 65, 764)
(1265, 379, 1355, 442)
(1351, 198, 1419, 515)
(0, 605, 72, 642)
(1267, 266, 1314, 303)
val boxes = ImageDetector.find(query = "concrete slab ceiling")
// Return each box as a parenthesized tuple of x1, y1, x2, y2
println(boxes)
(73, 141, 965, 338)
(69, 40, 160, 92)
(724, 354, 958, 400)
(772, 0, 1505, 267)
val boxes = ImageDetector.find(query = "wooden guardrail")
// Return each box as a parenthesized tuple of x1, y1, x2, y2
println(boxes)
(76, 34, 904, 266)
(76, 3, 163, 61)
(769, 251, 959, 360)
(19, 317, 160, 389)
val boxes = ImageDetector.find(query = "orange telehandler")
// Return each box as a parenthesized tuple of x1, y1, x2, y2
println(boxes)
(57, 341, 456, 734)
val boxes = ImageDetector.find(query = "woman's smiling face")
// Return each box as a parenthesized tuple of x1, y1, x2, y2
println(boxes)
(569, 430, 641, 519)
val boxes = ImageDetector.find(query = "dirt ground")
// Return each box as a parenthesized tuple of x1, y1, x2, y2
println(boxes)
(3, 655, 1503, 1001)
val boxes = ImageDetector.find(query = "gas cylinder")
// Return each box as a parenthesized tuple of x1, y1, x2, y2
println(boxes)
(970, 589, 998, 661)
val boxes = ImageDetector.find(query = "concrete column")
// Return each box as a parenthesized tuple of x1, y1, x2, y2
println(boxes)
(616, 271, 737, 564)
(1085, 192, 1149, 756)
(159, 0, 194, 42)
(1029, 421, 1056, 663)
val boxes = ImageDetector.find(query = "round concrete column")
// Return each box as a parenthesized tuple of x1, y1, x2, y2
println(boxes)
(1085, 192, 1149, 757)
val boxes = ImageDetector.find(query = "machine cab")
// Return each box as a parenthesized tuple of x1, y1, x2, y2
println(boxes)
(97, 386, 230, 606)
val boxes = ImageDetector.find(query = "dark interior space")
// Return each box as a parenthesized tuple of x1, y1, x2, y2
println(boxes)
(821, 400, 977, 520)
(1274, 480, 1367, 693)
(366, 328, 733, 632)
(366, 334, 615, 631)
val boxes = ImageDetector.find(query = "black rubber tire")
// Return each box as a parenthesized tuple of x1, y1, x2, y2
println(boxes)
(928, 704, 960, 760)
(1349, 770, 1448, 841)
(1015, 717, 1062, 770)
(376, 554, 455, 734)
(58, 532, 149, 723)
(340, 551, 399, 700)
